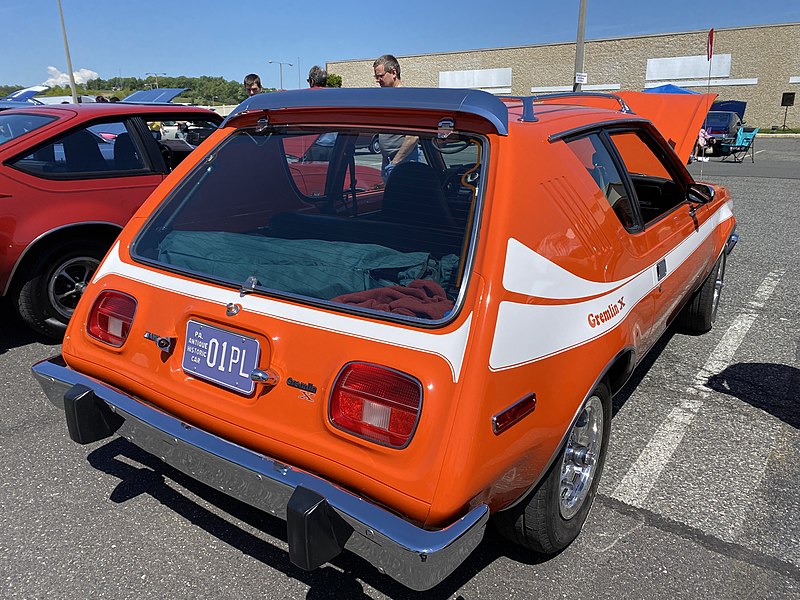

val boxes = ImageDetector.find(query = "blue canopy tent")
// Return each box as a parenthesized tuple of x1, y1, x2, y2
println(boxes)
(644, 84, 700, 94)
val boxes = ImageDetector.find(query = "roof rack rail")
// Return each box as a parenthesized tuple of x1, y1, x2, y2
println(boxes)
(497, 96, 537, 122)
(499, 92, 635, 123)
(532, 92, 633, 114)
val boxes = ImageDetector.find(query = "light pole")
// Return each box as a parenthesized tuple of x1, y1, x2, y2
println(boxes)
(56, 0, 79, 104)
(146, 72, 166, 88)
(573, 0, 587, 92)
(268, 60, 293, 90)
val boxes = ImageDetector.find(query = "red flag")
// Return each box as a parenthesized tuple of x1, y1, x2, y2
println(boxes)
(707, 28, 714, 61)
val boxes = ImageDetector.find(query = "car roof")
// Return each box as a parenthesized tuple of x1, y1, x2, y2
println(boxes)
(0, 102, 221, 119)
(0, 99, 43, 111)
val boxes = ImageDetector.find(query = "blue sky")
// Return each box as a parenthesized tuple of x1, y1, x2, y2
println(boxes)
(2, 0, 798, 89)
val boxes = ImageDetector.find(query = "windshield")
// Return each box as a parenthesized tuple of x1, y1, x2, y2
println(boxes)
(704, 112, 732, 127)
(132, 126, 484, 323)
(0, 113, 57, 146)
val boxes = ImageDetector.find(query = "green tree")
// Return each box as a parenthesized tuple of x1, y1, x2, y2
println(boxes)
(326, 73, 342, 88)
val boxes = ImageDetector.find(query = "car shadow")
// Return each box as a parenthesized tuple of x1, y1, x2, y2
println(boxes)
(705, 362, 800, 428)
(0, 298, 60, 354)
(86, 438, 551, 599)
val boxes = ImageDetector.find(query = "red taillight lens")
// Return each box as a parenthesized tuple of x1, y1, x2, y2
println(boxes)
(87, 291, 137, 347)
(330, 363, 422, 448)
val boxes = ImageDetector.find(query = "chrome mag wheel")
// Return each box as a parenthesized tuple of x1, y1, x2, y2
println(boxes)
(560, 395, 604, 520)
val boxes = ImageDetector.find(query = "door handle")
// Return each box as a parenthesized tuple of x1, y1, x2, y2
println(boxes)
(657, 259, 667, 281)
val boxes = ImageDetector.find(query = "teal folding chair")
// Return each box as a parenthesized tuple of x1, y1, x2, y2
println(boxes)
(720, 127, 759, 163)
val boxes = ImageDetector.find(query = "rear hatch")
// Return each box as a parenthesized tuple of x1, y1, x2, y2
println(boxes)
(67, 112, 491, 524)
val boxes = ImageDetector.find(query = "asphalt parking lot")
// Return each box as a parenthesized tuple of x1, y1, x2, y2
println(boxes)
(1, 137, 798, 599)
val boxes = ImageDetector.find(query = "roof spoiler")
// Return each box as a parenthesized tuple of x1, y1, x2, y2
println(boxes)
(223, 87, 510, 135)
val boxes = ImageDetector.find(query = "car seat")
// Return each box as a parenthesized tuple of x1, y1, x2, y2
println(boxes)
(381, 162, 454, 228)
(61, 129, 107, 173)
(113, 132, 143, 170)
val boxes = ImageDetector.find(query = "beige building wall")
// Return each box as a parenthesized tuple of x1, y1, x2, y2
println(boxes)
(328, 23, 800, 129)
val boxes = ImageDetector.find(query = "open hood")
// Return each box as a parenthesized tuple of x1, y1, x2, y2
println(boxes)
(122, 88, 188, 104)
(618, 91, 717, 165)
(3, 85, 48, 103)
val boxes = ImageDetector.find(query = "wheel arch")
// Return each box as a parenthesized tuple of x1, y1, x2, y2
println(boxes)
(497, 347, 633, 514)
(3, 222, 122, 296)
(605, 347, 636, 396)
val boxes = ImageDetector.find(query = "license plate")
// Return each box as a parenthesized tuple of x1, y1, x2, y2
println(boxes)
(182, 320, 261, 395)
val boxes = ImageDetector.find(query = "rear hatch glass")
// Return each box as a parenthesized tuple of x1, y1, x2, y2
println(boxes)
(0, 113, 57, 146)
(131, 126, 484, 323)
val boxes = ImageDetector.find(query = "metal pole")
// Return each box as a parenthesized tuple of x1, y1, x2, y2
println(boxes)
(146, 72, 166, 88)
(268, 61, 293, 90)
(572, 0, 587, 92)
(57, 0, 79, 104)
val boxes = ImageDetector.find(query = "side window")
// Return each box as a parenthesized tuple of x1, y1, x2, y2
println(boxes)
(283, 133, 333, 199)
(149, 118, 220, 169)
(609, 130, 684, 224)
(12, 120, 146, 178)
(566, 134, 638, 230)
(282, 133, 385, 202)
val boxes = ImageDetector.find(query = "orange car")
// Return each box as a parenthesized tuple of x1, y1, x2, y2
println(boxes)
(33, 88, 736, 590)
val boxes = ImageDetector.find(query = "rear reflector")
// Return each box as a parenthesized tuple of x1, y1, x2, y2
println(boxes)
(329, 363, 422, 448)
(492, 393, 537, 435)
(87, 291, 137, 347)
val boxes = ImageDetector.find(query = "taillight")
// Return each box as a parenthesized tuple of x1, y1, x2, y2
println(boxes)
(329, 363, 422, 448)
(87, 291, 137, 347)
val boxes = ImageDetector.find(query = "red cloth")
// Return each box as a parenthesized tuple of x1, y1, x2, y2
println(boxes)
(333, 280, 454, 320)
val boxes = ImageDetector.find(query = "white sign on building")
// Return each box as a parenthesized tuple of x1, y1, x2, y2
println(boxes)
(646, 54, 732, 80)
(439, 68, 512, 95)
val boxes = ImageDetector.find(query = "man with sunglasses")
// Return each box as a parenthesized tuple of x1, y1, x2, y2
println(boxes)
(373, 55, 419, 180)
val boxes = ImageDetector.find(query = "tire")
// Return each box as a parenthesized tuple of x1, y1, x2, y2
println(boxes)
(494, 382, 612, 553)
(369, 135, 381, 154)
(15, 240, 106, 339)
(676, 251, 726, 334)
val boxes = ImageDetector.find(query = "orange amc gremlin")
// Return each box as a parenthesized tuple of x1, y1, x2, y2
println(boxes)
(33, 88, 736, 590)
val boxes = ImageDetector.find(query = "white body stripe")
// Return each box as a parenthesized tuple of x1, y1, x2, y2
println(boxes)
(490, 201, 734, 370)
(93, 244, 473, 382)
(503, 237, 634, 299)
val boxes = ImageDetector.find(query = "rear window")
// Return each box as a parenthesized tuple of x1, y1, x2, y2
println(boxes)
(0, 113, 56, 146)
(132, 126, 484, 323)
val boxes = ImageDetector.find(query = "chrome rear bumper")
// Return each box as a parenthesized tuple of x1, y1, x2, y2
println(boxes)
(32, 356, 488, 591)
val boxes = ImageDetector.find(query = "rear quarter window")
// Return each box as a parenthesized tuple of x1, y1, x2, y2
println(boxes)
(0, 113, 57, 147)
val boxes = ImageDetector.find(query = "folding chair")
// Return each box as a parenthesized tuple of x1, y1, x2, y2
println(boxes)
(720, 127, 759, 163)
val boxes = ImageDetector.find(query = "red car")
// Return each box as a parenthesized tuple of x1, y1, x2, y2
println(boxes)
(0, 102, 222, 337)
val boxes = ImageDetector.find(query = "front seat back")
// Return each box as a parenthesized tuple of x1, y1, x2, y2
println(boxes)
(381, 162, 454, 229)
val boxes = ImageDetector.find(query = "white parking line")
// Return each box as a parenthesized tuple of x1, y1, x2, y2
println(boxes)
(612, 269, 784, 507)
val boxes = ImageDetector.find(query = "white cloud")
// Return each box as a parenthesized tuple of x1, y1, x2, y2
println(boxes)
(43, 66, 100, 87)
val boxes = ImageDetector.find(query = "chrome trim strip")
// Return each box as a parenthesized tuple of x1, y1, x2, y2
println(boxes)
(547, 117, 649, 143)
(31, 356, 488, 591)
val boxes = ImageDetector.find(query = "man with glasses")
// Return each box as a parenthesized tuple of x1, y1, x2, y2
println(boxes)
(243, 73, 262, 97)
(373, 55, 419, 180)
